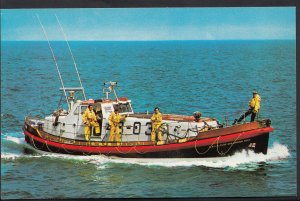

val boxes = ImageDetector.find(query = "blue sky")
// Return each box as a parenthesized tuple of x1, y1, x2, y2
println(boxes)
(1, 7, 296, 41)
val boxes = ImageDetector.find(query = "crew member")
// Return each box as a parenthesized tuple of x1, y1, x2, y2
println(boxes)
(233, 91, 261, 124)
(93, 106, 103, 137)
(151, 107, 163, 141)
(193, 111, 202, 122)
(108, 108, 126, 142)
(82, 104, 100, 141)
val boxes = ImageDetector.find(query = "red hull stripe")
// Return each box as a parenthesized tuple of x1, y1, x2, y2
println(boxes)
(24, 127, 273, 154)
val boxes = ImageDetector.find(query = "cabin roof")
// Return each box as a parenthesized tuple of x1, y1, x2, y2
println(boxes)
(80, 97, 130, 105)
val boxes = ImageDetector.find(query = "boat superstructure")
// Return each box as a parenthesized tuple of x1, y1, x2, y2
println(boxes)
(23, 81, 273, 157)
(25, 81, 220, 144)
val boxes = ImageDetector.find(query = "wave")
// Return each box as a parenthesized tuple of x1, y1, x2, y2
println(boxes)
(1, 131, 24, 139)
(1, 133, 28, 153)
(93, 142, 290, 169)
(2, 134, 290, 169)
(5, 135, 26, 144)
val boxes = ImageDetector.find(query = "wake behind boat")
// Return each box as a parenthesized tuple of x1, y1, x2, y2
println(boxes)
(22, 15, 274, 158)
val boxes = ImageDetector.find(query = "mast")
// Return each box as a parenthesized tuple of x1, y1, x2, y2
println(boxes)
(36, 14, 70, 111)
(103, 81, 119, 101)
(55, 14, 87, 101)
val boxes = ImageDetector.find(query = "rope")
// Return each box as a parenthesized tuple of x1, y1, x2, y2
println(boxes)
(61, 143, 75, 154)
(133, 146, 148, 154)
(82, 142, 93, 155)
(216, 133, 243, 156)
(194, 137, 220, 155)
(81, 142, 94, 155)
(97, 145, 111, 155)
(30, 136, 43, 150)
(158, 123, 189, 141)
(97, 146, 113, 155)
(115, 146, 134, 154)
(183, 128, 191, 138)
(56, 95, 64, 112)
(45, 141, 53, 152)
(45, 140, 61, 153)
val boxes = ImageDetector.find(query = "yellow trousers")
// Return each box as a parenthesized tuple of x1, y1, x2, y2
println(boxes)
(151, 123, 163, 141)
(84, 121, 100, 141)
(109, 124, 121, 142)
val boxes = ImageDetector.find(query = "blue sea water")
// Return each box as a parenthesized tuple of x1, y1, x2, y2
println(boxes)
(1, 40, 296, 199)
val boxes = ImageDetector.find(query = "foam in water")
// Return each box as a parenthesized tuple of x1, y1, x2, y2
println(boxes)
(100, 142, 290, 169)
(1, 153, 22, 160)
(2, 134, 290, 169)
(5, 135, 26, 145)
(40, 141, 290, 169)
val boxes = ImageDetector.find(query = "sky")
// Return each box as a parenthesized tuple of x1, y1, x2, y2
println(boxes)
(0, 7, 296, 41)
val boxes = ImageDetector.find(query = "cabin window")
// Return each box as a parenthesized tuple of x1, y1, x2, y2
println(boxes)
(73, 106, 79, 115)
(114, 102, 133, 113)
(133, 122, 141, 135)
(81, 106, 87, 114)
(104, 106, 113, 114)
(145, 122, 152, 135)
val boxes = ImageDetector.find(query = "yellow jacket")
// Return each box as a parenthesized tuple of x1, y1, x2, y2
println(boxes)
(151, 112, 162, 125)
(82, 108, 97, 123)
(249, 94, 261, 113)
(109, 112, 125, 126)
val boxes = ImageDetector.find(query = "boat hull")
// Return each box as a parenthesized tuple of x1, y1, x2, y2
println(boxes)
(23, 125, 272, 158)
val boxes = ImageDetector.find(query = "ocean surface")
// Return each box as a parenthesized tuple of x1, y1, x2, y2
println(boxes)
(1, 40, 296, 199)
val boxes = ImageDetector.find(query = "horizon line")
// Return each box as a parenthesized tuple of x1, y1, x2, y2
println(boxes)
(1, 39, 296, 42)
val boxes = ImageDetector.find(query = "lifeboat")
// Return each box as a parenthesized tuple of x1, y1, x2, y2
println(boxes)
(23, 18, 274, 158)
(23, 81, 273, 158)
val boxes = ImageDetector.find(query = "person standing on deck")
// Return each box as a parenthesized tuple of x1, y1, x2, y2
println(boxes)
(108, 108, 126, 142)
(93, 106, 103, 137)
(82, 104, 101, 141)
(233, 91, 261, 124)
(151, 107, 163, 141)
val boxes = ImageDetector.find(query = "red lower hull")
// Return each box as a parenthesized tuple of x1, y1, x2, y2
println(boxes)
(23, 126, 273, 157)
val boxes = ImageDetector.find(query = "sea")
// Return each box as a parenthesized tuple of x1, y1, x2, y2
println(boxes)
(1, 40, 296, 199)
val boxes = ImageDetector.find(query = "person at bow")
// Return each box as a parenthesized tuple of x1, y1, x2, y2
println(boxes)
(233, 91, 261, 124)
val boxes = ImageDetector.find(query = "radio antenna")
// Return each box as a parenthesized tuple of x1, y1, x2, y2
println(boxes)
(36, 14, 70, 110)
(55, 14, 87, 101)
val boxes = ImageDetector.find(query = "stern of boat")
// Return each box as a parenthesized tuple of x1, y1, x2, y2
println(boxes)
(23, 116, 45, 142)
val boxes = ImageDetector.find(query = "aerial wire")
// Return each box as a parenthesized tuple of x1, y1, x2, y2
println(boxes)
(55, 14, 87, 100)
(35, 14, 69, 110)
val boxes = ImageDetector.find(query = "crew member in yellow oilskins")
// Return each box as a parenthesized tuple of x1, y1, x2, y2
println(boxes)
(233, 91, 261, 124)
(82, 104, 100, 141)
(151, 107, 163, 142)
(108, 108, 126, 142)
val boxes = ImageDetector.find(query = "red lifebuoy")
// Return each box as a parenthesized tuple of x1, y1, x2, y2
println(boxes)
(119, 97, 128, 101)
